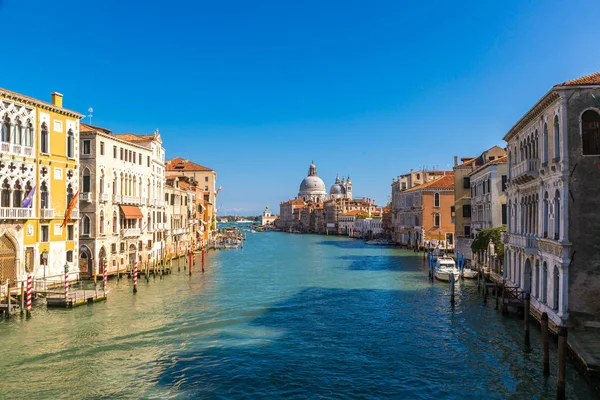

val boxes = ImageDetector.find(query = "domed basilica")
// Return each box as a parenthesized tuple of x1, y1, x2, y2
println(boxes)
(298, 162, 352, 203)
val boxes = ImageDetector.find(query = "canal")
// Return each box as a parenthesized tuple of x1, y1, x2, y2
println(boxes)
(0, 233, 595, 399)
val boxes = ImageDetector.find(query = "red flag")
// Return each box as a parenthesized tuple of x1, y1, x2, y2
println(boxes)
(61, 191, 79, 228)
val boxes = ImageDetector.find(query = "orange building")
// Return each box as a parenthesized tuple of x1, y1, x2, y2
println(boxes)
(396, 173, 455, 249)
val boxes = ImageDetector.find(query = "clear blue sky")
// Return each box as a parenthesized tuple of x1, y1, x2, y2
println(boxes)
(2, 0, 599, 215)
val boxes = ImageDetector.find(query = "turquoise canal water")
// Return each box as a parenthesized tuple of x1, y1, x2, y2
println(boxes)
(0, 233, 595, 399)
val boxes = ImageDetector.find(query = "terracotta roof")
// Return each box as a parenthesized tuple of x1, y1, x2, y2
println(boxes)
(112, 133, 156, 143)
(455, 157, 477, 168)
(179, 181, 191, 190)
(0, 88, 83, 118)
(340, 210, 362, 216)
(404, 174, 455, 192)
(555, 72, 600, 87)
(469, 156, 508, 176)
(80, 122, 112, 134)
(166, 157, 213, 172)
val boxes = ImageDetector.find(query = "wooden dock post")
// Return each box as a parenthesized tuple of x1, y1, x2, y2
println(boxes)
(541, 312, 550, 375)
(483, 274, 487, 304)
(524, 293, 530, 343)
(477, 267, 481, 293)
(7, 281, 11, 318)
(495, 283, 499, 310)
(202, 248, 205, 273)
(450, 273, 455, 304)
(188, 251, 192, 277)
(177, 254, 181, 272)
(557, 326, 567, 400)
(501, 282, 506, 315)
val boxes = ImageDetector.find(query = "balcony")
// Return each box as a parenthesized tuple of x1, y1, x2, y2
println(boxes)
(510, 159, 539, 185)
(113, 194, 122, 203)
(80, 192, 92, 202)
(40, 208, 54, 219)
(172, 227, 187, 235)
(121, 196, 141, 205)
(154, 222, 167, 230)
(507, 233, 538, 254)
(0, 142, 34, 158)
(70, 209, 79, 219)
(100, 193, 110, 202)
(0, 207, 33, 219)
(121, 228, 141, 237)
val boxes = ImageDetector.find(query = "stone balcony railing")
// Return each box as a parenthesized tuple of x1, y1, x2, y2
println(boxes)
(40, 208, 54, 219)
(121, 228, 141, 238)
(0, 141, 34, 158)
(113, 194, 122, 203)
(154, 222, 167, 230)
(172, 227, 187, 235)
(100, 193, 110, 202)
(510, 158, 539, 185)
(506, 233, 538, 254)
(121, 196, 141, 205)
(80, 192, 92, 202)
(0, 207, 33, 219)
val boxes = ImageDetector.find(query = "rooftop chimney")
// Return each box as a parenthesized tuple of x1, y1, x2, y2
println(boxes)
(51, 92, 63, 108)
(454, 156, 458, 166)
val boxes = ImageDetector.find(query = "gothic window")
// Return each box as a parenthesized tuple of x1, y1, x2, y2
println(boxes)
(66, 184, 74, 205)
(67, 129, 75, 158)
(582, 110, 600, 155)
(534, 261, 540, 298)
(543, 122, 549, 163)
(553, 266, 560, 310)
(14, 118, 22, 145)
(554, 190, 560, 240)
(553, 115, 560, 160)
(1, 179, 10, 207)
(99, 211, 105, 234)
(433, 212, 440, 227)
(99, 172, 104, 194)
(2, 115, 10, 143)
(543, 192, 549, 238)
(40, 123, 49, 153)
(434, 192, 440, 208)
(82, 215, 90, 236)
(542, 262, 548, 304)
(40, 182, 49, 209)
(113, 211, 118, 233)
(12, 180, 22, 208)
(25, 121, 33, 147)
(82, 168, 91, 193)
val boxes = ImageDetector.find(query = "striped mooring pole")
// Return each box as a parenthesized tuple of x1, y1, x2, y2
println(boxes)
(103, 259, 108, 294)
(64, 264, 69, 301)
(133, 261, 138, 293)
(26, 274, 32, 318)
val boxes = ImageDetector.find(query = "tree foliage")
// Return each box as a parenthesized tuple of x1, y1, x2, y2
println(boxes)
(471, 226, 506, 260)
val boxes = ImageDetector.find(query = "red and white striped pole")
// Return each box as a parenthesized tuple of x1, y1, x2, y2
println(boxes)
(64, 264, 69, 301)
(133, 261, 138, 293)
(26, 274, 32, 318)
(103, 259, 108, 293)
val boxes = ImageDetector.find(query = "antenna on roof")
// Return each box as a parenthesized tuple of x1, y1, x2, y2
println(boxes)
(87, 107, 93, 125)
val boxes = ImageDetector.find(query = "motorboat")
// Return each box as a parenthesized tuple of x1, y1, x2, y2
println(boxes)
(462, 268, 478, 279)
(434, 256, 460, 282)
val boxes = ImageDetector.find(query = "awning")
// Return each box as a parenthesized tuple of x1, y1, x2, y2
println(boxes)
(119, 205, 143, 219)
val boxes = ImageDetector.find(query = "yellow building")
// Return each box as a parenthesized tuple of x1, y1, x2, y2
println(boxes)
(0, 89, 82, 285)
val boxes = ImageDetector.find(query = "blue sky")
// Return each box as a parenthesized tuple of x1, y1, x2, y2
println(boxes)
(2, 0, 600, 215)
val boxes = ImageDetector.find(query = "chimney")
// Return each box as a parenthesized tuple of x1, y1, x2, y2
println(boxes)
(454, 156, 458, 166)
(51, 92, 63, 108)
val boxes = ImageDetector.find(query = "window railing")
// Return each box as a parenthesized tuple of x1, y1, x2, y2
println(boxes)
(0, 142, 34, 157)
(0, 207, 33, 219)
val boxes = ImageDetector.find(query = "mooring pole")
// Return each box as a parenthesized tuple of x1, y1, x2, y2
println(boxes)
(541, 312, 550, 375)
(557, 326, 567, 400)
(524, 293, 530, 344)
(450, 273, 455, 304)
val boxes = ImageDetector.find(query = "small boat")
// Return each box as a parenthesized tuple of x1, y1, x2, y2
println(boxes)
(434, 256, 460, 282)
(462, 268, 478, 279)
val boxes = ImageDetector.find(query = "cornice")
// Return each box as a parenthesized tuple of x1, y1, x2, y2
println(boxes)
(503, 90, 560, 142)
(0, 91, 83, 119)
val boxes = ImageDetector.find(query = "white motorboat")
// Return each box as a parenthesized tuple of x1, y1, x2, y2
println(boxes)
(462, 268, 478, 279)
(434, 256, 460, 282)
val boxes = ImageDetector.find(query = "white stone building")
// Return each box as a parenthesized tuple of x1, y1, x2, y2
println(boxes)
(469, 156, 507, 237)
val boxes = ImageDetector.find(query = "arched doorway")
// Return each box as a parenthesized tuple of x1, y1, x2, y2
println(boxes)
(128, 244, 137, 268)
(524, 258, 532, 294)
(98, 246, 106, 276)
(0, 234, 17, 283)
(79, 246, 91, 276)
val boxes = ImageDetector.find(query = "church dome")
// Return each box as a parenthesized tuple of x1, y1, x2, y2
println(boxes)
(298, 161, 327, 201)
(329, 175, 346, 196)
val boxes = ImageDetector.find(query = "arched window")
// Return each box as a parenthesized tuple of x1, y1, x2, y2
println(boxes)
(534, 129, 539, 157)
(67, 129, 74, 158)
(14, 118, 22, 145)
(543, 192, 549, 238)
(553, 265, 560, 310)
(2, 115, 11, 143)
(113, 173, 118, 195)
(82, 168, 91, 193)
(433, 212, 440, 227)
(112, 211, 118, 233)
(40, 123, 49, 153)
(415, 215, 420, 226)
(434, 192, 440, 208)
(66, 184, 74, 206)
(554, 115, 560, 160)
(99, 171, 104, 194)
(543, 122, 549, 163)
(66, 250, 73, 263)
(40, 182, 49, 209)
(582, 109, 600, 155)
(82, 215, 90, 235)
(24, 121, 33, 147)
(542, 262, 548, 304)
(534, 260, 540, 298)
(12, 180, 22, 208)
(99, 211, 105, 234)
(554, 190, 560, 240)
(1, 179, 10, 207)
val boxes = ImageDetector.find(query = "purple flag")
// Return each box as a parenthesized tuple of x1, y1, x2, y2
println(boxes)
(21, 186, 36, 208)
